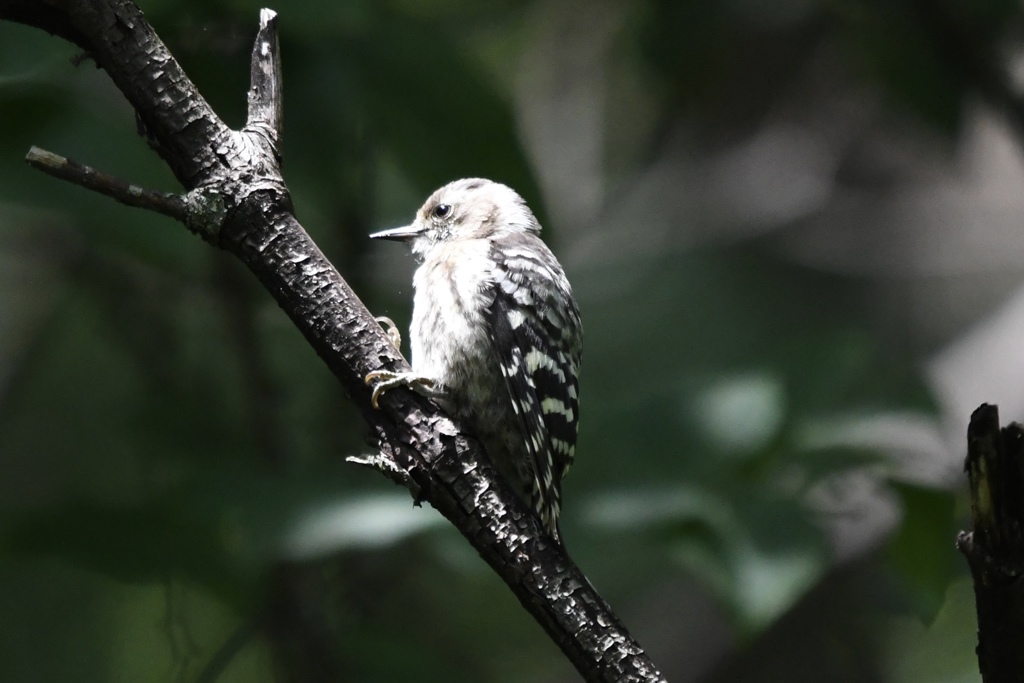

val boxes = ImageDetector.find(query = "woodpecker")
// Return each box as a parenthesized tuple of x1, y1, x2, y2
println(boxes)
(366, 178, 582, 541)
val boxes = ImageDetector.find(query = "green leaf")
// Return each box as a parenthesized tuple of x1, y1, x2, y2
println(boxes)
(883, 577, 982, 683)
(588, 485, 828, 634)
(886, 480, 958, 621)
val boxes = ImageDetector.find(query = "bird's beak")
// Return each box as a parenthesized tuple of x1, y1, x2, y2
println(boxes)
(369, 224, 424, 242)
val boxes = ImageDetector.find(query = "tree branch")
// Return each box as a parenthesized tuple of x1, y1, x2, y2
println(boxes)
(959, 404, 1024, 683)
(24, 145, 188, 220)
(0, 2, 665, 680)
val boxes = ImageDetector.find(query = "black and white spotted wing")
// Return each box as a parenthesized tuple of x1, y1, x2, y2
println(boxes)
(485, 233, 582, 535)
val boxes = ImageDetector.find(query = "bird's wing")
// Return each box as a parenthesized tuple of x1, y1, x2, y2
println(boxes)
(485, 236, 582, 532)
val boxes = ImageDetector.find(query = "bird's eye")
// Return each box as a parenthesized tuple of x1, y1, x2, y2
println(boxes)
(432, 203, 452, 220)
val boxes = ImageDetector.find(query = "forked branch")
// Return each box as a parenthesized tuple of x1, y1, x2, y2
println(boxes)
(0, 2, 664, 681)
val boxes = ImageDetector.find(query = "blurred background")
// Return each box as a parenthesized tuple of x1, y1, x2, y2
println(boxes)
(2, 0, 1021, 681)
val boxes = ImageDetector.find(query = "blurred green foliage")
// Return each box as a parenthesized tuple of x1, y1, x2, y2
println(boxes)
(0, 0, 1009, 681)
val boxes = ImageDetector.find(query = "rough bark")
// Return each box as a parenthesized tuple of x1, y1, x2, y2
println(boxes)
(0, 1, 665, 681)
(959, 404, 1024, 683)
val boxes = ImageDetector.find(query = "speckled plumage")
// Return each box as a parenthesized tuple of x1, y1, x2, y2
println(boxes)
(367, 178, 582, 540)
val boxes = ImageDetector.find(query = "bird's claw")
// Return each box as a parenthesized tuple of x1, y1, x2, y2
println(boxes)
(375, 316, 402, 349)
(364, 370, 439, 409)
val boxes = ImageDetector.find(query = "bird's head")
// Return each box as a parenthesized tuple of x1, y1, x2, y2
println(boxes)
(370, 178, 540, 260)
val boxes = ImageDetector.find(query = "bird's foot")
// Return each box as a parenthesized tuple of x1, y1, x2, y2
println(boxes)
(364, 370, 443, 409)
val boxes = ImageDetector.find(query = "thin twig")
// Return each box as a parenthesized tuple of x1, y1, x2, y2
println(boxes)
(347, 451, 419, 495)
(24, 145, 188, 222)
